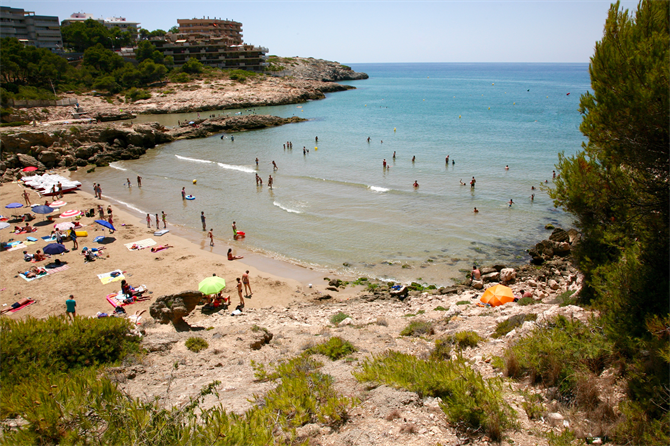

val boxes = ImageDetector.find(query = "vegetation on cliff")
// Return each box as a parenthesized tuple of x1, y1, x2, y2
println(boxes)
(550, 0, 668, 441)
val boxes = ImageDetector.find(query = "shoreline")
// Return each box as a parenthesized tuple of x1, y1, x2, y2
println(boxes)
(0, 175, 363, 320)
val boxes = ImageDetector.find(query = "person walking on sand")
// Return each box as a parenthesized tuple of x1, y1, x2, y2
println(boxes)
(161, 211, 167, 228)
(208, 229, 214, 246)
(98, 205, 105, 219)
(137, 176, 142, 187)
(181, 187, 186, 200)
(236, 277, 245, 307)
(268, 175, 274, 190)
(201, 212, 206, 231)
(70, 228, 78, 250)
(242, 270, 252, 296)
(66, 295, 76, 320)
(146, 214, 151, 228)
(22, 189, 31, 205)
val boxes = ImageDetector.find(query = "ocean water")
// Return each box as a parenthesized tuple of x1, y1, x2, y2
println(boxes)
(74, 63, 589, 285)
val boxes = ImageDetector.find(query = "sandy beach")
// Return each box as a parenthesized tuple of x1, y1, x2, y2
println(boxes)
(0, 172, 363, 320)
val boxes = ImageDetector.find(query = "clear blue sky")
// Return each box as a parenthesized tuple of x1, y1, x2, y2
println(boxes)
(8, 0, 638, 63)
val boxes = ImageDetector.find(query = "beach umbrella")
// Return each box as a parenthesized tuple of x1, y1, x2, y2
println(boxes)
(198, 276, 226, 295)
(5, 203, 23, 209)
(480, 284, 515, 307)
(59, 209, 81, 218)
(54, 222, 75, 231)
(49, 200, 67, 208)
(43, 243, 68, 255)
(22, 166, 38, 172)
(32, 205, 54, 215)
(94, 219, 116, 233)
(0, 222, 9, 230)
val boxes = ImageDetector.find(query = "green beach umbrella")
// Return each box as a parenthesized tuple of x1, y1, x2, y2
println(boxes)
(198, 276, 226, 295)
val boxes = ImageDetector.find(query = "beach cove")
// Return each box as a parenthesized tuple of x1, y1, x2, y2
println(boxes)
(73, 63, 589, 285)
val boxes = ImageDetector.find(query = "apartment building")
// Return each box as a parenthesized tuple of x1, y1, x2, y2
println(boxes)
(177, 17, 242, 45)
(61, 12, 140, 39)
(0, 6, 63, 51)
(151, 33, 268, 71)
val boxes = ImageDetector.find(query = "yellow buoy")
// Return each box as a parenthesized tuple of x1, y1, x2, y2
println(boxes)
(193, 179, 197, 184)
(513, 102, 516, 105)
(459, 115, 461, 119)
(488, 107, 491, 110)
(492, 83, 494, 85)
(314, 147, 318, 151)
(393, 127, 396, 132)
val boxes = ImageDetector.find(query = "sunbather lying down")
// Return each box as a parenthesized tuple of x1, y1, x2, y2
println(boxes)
(150, 244, 173, 253)
(19, 266, 46, 278)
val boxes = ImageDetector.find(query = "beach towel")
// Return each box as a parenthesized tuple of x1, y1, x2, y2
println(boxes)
(24, 241, 36, 246)
(19, 270, 48, 282)
(124, 238, 156, 251)
(106, 292, 134, 307)
(7, 243, 27, 252)
(26, 236, 37, 242)
(98, 270, 125, 285)
(8, 299, 35, 313)
(46, 264, 70, 275)
(41, 235, 56, 242)
(154, 229, 169, 236)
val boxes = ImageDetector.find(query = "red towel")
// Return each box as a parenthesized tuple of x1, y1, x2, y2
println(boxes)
(9, 299, 35, 313)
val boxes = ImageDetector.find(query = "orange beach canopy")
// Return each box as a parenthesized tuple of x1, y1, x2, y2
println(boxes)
(480, 284, 515, 307)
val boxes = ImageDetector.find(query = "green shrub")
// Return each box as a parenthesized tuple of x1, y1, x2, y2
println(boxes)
(520, 391, 546, 420)
(330, 312, 350, 325)
(446, 330, 483, 350)
(434, 306, 448, 311)
(430, 339, 452, 361)
(0, 121, 29, 127)
(456, 300, 470, 305)
(400, 320, 434, 337)
(125, 88, 151, 102)
(355, 351, 516, 440)
(504, 316, 613, 401)
(305, 337, 356, 360)
(185, 337, 208, 353)
(0, 316, 138, 390)
(251, 324, 269, 334)
(546, 428, 577, 446)
(492, 313, 537, 338)
(170, 72, 190, 83)
(517, 297, 535, 306)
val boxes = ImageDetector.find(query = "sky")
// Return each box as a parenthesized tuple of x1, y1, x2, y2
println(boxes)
(7, 0, 639, 63)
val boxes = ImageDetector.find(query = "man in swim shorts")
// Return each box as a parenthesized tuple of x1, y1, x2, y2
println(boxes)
(201, 212, 206, 231)
(66, 295, 76, 320)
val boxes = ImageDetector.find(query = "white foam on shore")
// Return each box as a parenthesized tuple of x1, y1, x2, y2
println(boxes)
(113, 198, 146, 215)
(175, 155, 212, 164)
(109, 162, 127, 171)
(273, 201, 302, 214)
(217, 163, 255, 174)
(368, 185, 390, 193)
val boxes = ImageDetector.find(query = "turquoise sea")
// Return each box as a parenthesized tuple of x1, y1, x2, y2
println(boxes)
(75, 63, 589, 285)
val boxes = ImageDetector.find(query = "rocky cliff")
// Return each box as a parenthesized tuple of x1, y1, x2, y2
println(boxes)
(0, 115, 306, 181)
(267, 57, 369, 82)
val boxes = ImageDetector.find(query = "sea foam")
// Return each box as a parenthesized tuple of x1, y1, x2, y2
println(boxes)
(109, 162, 127, 171)
(217, 163, 255, 174)
(175, 155, 212, 164)
(273, 201, 302, 214)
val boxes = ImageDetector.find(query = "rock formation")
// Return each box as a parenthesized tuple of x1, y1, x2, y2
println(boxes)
(149, 290, 203, 326)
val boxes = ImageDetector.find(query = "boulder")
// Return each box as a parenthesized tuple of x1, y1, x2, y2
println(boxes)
(535, 240, 554, 258)
(249, 328, 273, 350)
(480, 267, 497, 275)
(553, 241, 571, 255)
(37, 150, 60, 168)
(482, 271, 500, 282)
(548, 279, 559, 290)
(471, 280, 484, 290)
(567, 228, 581, 245)
(17, 153, 40, 168)
(149, 290, 203, 326)
(500, 268, 516, 283)
(338, 317, 354, 326)
(549, 228, 570, 243)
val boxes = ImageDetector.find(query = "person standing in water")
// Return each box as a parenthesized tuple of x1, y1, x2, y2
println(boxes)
(181, 187, 186, 200)
(208, 229, 214, 247)
(315, 136, 318, 143)
(268, 175, 274, 190)
(232, 221, 238, 237)
(201, 212, 206, 231)
(383, 159, 386, 168)
(255, 158, 259, 168)
(137, 176, 142, 187)
(393, 151, 396, 159)
(470, 177, 476, 188)
(412, 156, 416, 163)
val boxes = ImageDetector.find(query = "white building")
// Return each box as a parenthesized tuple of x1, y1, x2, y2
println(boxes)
(61, 12, 140, 38)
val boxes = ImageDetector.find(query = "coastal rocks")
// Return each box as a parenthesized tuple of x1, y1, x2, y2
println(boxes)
(16, 153, 41, 168)
(37, 150, 59, 168)
(149, 290, 203, 326)
(95, 111, 136, 122)
(500, 268, 516, 283)
(471, 280, 484, 290)
(270, 57, 369, 82)
(169, 115, 306, 141)
(249, 328, 273, 350)
(0, 131, 55, 153)
(482, 271, 500, 282)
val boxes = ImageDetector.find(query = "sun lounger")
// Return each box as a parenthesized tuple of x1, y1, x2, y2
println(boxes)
(98, 270, 125, 285)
